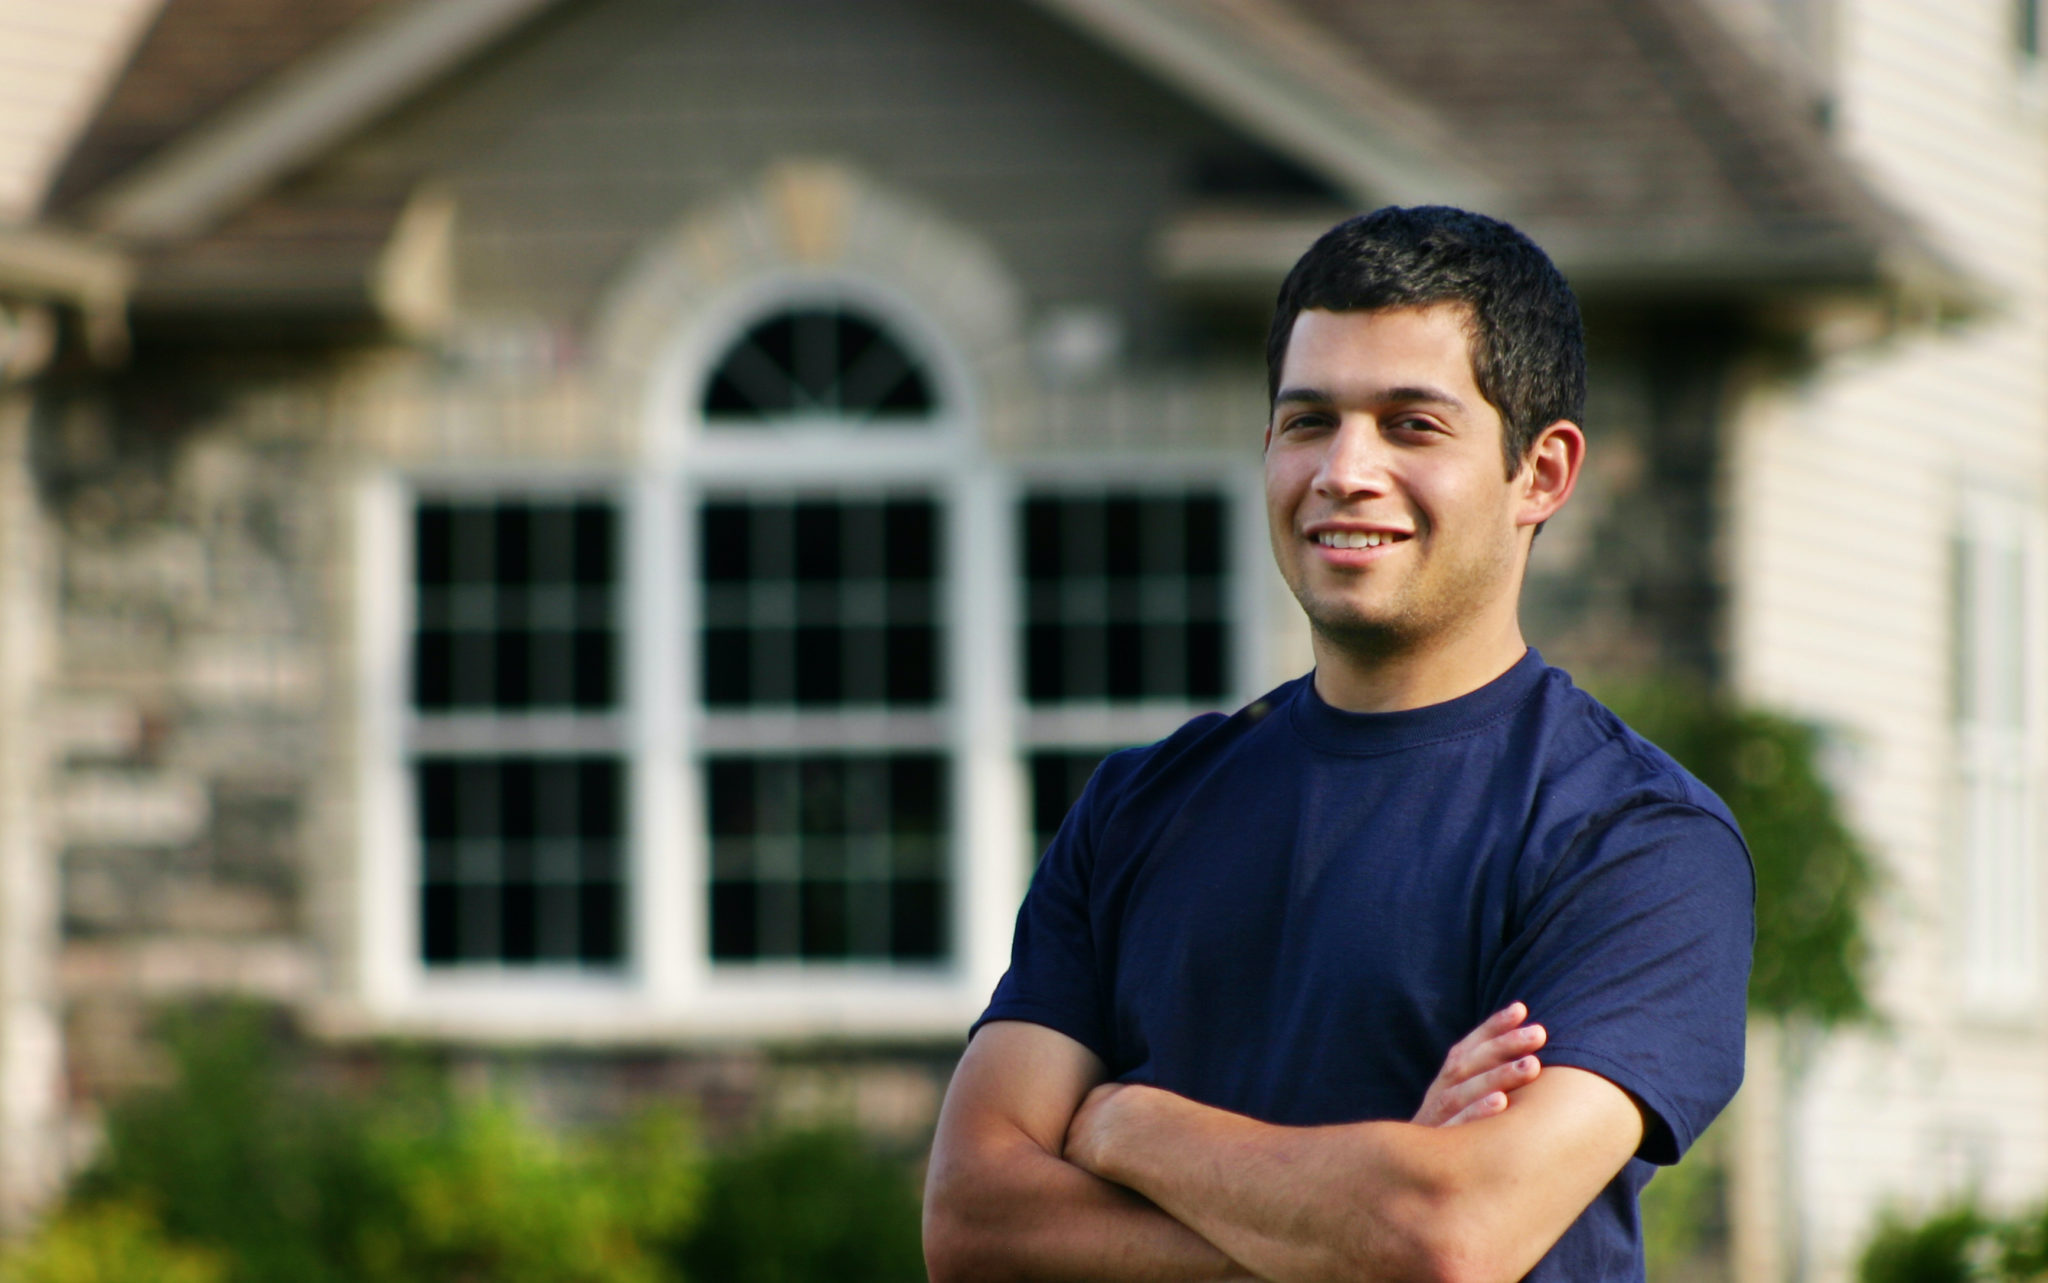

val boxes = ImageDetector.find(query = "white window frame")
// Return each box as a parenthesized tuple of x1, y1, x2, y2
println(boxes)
(1954, 489, 2045, 1016)
(357, 276, 1264, 1039)
(1005, 457, 1269, 880)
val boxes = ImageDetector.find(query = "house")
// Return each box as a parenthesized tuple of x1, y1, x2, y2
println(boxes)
(1704, 0, 2048, 1277)
(0, 0, 2013, 1276)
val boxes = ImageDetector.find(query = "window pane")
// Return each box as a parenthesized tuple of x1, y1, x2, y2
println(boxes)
(699, 496, 941, 708)
(1029, 749, 1113, 861)
(417, 756, 626, 967)
(707, 754, 949, 963)
(702, 307, 936, 422)
(413, 498, 619, 712)
(1022, 492, 1230, 703)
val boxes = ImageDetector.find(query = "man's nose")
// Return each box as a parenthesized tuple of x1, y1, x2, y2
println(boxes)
(1313, 417, 1391, 500)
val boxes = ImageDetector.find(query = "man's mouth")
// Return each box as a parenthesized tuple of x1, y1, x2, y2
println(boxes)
(1313, 530, 1408, 549)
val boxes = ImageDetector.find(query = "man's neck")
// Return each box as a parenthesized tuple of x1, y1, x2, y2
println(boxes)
(1309, 618, 1530, 714)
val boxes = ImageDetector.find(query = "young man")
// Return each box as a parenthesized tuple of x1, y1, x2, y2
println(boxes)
(924, 207, 1754, 1282)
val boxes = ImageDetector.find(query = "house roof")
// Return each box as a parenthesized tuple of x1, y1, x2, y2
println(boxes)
(36, 0, 1976, 317)
(1284, 0, 1947, 294)
(0, 0, 161, 222)
(41, 0, 405, 219)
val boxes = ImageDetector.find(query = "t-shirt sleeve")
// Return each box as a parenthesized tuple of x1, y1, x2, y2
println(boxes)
(1487, 800, 1755, 1165)
(968, 757, 1120, 1061)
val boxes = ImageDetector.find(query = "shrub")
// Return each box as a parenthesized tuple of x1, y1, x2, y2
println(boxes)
(1858, 1205, 1990, 1283)
(676, 1124, 926, 1283)
(71, 1007, 392, 1283)
(0, 1203, 224, 1283)
(50, 1006, 702, 1283)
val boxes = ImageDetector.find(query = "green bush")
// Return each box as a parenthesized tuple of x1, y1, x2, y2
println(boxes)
(33, 1006, 702, 1283)
(0, 1203, 224, 1283)
(1858, 1205, 1991, 1283)
(70, 1008, 396, 1283)
(1640, 1132, 1727, 1282)
(1849, 1196, 2048, 1283)
(13, 1005, 933, 1283)
(357, 1088, 701, 1283)
(677, 1124, 926, 1283)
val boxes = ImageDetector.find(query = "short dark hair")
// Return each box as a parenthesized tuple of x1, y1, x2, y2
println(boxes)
(1265, 206, 1585, 475)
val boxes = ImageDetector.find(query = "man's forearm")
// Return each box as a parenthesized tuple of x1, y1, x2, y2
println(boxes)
(1072, 1088, 1447, 1283)
(1068, 1069, 1641, 1283)
(923, 1120, 1255, 1283)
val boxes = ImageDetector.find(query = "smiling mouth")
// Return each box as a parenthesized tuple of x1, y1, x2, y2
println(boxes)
(1314, 530, 1408, 549)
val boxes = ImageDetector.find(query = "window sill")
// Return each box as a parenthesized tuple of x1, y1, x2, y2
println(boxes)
(342, 966, 985, 1044)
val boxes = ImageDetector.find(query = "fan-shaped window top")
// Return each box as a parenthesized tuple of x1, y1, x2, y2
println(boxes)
(702, 306, 937, 423)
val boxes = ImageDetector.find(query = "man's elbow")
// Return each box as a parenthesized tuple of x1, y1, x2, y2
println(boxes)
(1365, 1185, 1530, 1283)
(921, 1180, 1031, 1283)
(921, 1199, 978, 1283)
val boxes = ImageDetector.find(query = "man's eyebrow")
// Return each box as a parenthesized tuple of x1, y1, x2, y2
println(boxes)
(1273, 386, 1333, 407)
(1273, 384, 1467, 410)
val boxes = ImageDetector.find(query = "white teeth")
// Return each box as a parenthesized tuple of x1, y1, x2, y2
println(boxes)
(1317, 531, 1393, 549)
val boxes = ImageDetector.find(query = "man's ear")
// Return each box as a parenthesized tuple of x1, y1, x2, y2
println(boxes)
(1515, 420, 1585, 529)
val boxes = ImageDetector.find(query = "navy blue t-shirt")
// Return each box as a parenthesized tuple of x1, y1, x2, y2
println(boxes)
(976, 651, 1754, 1282)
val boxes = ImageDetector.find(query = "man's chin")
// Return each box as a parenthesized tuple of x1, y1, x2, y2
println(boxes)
(1304, 609, 1420, 662)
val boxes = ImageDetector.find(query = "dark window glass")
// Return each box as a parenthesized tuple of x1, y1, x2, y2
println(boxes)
(417, 756, 625, 967)
(699, 495, 941, 708)
(703, 307, 936, 423)
(707, 754, 948, 963)
(1028, 750, 1113, 861)
(1021, 492, 1230, 702)
(412, 498, 619, 712)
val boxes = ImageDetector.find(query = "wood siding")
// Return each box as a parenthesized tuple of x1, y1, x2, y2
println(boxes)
(1727, 0, 2048, 1277)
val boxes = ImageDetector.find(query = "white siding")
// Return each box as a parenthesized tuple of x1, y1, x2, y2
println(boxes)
(1726, 0, 2048, 1276)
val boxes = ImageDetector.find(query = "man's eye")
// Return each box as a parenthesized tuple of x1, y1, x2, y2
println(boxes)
(1282, 413, 1332, 433)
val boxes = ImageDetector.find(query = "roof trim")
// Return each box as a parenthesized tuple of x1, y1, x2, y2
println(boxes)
(0, 222, 131, 362)
(84, 0, 566, 241)
(1025, 0, 1498, 209)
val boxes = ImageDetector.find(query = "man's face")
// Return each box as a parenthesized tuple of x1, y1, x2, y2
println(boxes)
(1264, 303, 1533, 657)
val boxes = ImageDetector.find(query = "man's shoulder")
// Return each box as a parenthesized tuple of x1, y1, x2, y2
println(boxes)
(1094, 677, 1310, 790)
(1523, 670, 1745, 841)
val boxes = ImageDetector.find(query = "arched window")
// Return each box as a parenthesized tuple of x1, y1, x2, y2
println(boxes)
(692, 299, 953, 968)
(702, 305, 936, 422)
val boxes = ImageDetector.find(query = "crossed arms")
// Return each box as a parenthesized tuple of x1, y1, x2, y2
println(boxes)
(923, 1005, 1646, 1283)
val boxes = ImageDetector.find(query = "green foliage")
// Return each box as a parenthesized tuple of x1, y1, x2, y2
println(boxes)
(1596, 680, 1877, 1027)
(357, 1088, 701, 1283)
(72, 1008, 393, 1283)
(676, 1125, 926, 1283)
(1849, 1195, 2048, 1283)
(1995, 1203, 2048, 1280)
(1858, 1205, 1992, 1283)
(16, 1004, 933, 1283)
(44, 1006, 702, 1283)
(1640, 1133, 1727, 1282)
(0, 1203, 224, 1283)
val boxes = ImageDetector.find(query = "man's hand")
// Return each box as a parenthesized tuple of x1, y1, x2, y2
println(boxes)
(1069, 1003, 1543, 1169)
(1410, 1001, 1546, 1127)
(1062, 1066, 1641, 1283)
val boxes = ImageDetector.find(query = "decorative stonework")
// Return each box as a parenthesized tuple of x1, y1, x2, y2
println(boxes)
(588, 158, 1031, 455)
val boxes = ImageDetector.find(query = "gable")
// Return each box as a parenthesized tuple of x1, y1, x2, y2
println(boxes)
(100, 0, 1362, 339)
(40, 0, 1970, 324)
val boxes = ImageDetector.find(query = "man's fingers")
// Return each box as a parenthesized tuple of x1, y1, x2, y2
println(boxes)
(1449, 1003, 1528, 1059)
(1444, 1020, 1546, 1083)
(1435, 1054, 1542, 1121)
(1443, 1090, 1509, 1127)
